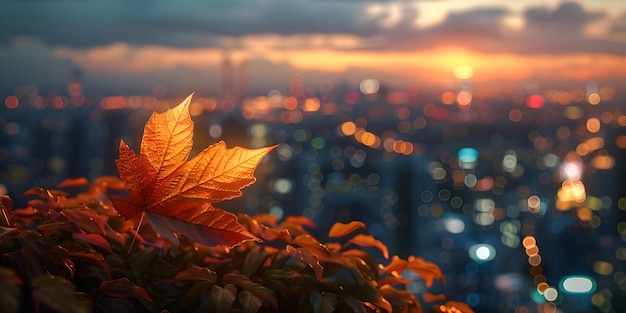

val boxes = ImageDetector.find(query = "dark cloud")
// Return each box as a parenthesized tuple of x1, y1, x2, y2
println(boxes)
(428, 7, 510, 37)
(350, 5, 504, 51)
(380, 7, 511, 51)
(511, 2, 623, 54)
(0, 0, 381, 48)
(139, 1, 382, 37)
(525, 1, 605, 31)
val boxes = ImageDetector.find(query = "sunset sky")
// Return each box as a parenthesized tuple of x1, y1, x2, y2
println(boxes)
(1, 0, 625, 97)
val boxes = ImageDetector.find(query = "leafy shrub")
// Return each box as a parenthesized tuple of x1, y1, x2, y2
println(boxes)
(0, 188, 470, 313)
(0, 94, 472, 313)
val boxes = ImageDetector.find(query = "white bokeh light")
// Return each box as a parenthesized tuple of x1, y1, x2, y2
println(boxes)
(469, 243, 496, 262)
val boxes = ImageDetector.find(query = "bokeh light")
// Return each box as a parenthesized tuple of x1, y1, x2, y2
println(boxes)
(560, 276, 596, 294)
(469, 243, 496, 263)
(525, 94, 544, 108)
(359, 78, 380, 95)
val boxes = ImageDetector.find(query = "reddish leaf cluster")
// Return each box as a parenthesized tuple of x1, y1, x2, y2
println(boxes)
(230, 214, 472, 313)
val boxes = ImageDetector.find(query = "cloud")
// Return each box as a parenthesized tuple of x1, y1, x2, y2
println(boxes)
(0, 0, 624, 57)
(610, 13, 626, 33)
(511, 2, 624, 55)
(525, 1, 605, 31)
(357, 1, 626, 55)
(427, 7, 510, 37)
(0, 0, 381, 48)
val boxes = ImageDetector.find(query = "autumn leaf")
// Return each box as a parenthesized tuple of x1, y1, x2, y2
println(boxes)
(72, 233, 113, 254)
(290, 234, 331, 261)
(382, 255, 408, 275)
(379, 285, 420, 310)
(0, 195, 13, 227)
(438, 301, 475, 313)
(328, 221, 366, 238)
(345, 234, 389, 259)
(237, 213, 290, 241)
(382, 255, 444, 288)
(406, 256, 444, 288)
(286, 245, 324, 282)
(20, 187, 68, 208)
(57, 177, 89, 189)
(32, 275, 91, 313)
(280, 215, 316, 236)
(212, 284, 237, 313)
(171, 266, 217, 283)
(109, 94, 276, 248)
(99, 278, 153, 302)
(422, 292, 447, 303)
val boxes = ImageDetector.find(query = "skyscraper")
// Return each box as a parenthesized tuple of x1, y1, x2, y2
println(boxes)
(219, 51, 234, 112)
(67, 67, 85, 107)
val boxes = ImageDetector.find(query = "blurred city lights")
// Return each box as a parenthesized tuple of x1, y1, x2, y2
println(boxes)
(543, 287, 558, 301)
(456, 90, 472, 107)
(268, 206, 284, 220)
(458, 147, 478, 169)
(502, 151, 517, 173)
(588, 93, 601, 105)
(474, 198, 495, 226)
(559, 276, 596, 294)
(443, 216, 465, 234)
(359, 78, 380, 95)
(273, 178, 293, 194)
(560, 161, 582, 181)
(4, 95, 19, 109)
(208, 124, 222, 138)
(586, 117, 601, 133)
(469, 243, 496, 263)
(525, 94, 545, 109)
(494, 273, 523, 292)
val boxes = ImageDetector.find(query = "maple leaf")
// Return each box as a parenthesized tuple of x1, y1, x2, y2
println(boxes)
(109, 93, 276, 248)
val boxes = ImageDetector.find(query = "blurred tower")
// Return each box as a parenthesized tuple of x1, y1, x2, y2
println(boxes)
(219, 51, 235, 111)
(235, 61, 248, 99)
(67, 67, 85, 106)
(454, 65, 473, 109)
(290, 73, 304, 100)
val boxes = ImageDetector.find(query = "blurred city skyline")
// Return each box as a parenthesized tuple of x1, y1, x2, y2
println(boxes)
(1, 0, 626, 97)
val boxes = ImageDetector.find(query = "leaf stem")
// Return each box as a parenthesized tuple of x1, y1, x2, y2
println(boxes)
(127, 212, 146, 256)
(1, 208, 9, 227)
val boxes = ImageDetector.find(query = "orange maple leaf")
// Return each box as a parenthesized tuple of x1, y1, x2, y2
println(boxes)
(109, 93, 276, 248)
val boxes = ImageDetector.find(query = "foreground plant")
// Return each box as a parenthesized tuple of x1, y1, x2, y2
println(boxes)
(0, 94, 473, 313)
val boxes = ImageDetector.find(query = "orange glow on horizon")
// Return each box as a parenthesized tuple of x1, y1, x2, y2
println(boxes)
(54, 40, 626, 96)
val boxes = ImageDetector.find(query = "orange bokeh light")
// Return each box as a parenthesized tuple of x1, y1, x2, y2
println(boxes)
(441, 91, 455, 105)
(525, 94, 544, 108)
(456, 90, 472, 107)
(522, 236, 536, 249)
(283, 96, 298, 110)
(341, 121, 356, 136)
(509, 109, 522, 122)
(586, 118, 600, 133)
(4, 95, 19, 109)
